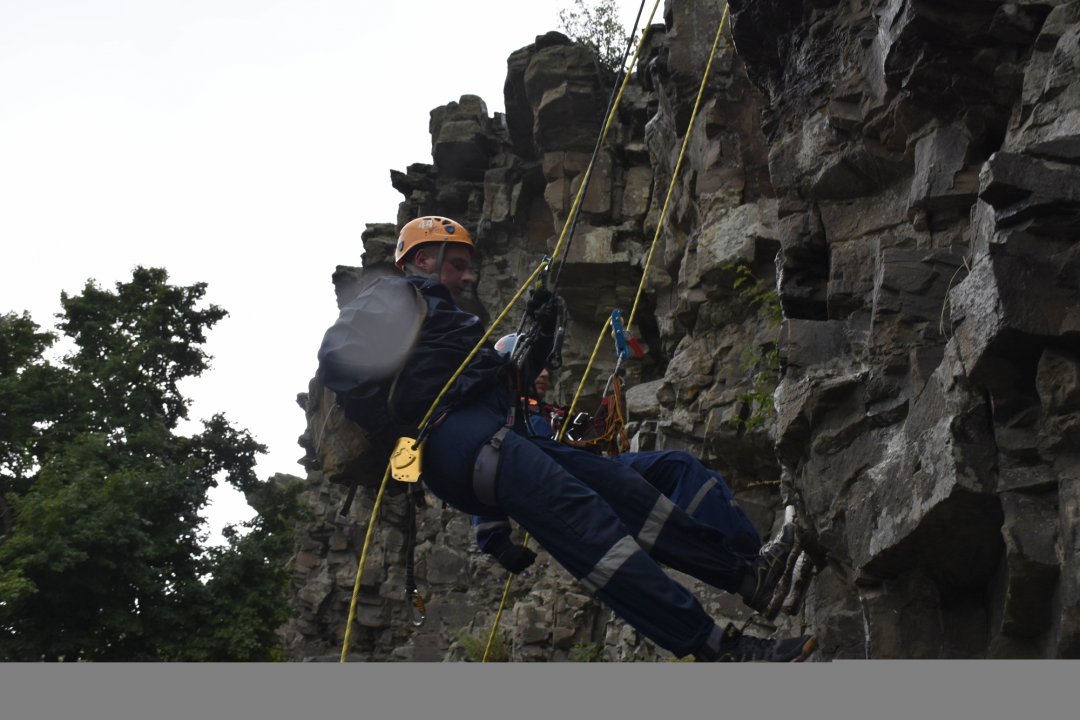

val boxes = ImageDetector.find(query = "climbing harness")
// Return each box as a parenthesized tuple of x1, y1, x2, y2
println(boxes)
(560, 311, 637, 456)
(562, 374, 630, 456)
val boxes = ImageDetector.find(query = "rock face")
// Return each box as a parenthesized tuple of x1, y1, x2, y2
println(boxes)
(285, 0, 1080, 661)
(727, 0, 1080, 658)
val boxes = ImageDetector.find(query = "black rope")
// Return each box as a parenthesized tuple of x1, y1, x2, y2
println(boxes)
(404, 485, 418, 597)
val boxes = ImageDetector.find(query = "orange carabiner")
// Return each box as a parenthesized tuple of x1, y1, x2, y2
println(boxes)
(409, 589, 427, 628)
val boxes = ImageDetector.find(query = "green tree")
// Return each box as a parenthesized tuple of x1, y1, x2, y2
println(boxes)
(0, 312, 68, 533)
(558, 0, 631, 71)
(0, 267, 301, 661)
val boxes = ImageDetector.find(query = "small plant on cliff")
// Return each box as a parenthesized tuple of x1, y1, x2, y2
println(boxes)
(456, 626, 509, 662)
(569, 640, 605, 662)
(724, 262, 783, 431)
(558, 0, 631, 72)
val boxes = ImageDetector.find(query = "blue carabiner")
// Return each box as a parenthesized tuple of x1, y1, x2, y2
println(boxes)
(610, 309, 630, 361)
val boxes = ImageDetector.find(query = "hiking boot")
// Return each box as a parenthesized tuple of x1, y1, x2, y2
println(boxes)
(740, 517, 797, 613)
(712, 623, 817, 663)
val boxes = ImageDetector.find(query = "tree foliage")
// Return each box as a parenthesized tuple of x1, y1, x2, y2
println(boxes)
(558, 0, 631, 72)
(0, 267, 302, 661)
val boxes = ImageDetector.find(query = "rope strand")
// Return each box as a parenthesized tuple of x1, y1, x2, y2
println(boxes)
(627, 2, 730, 334)
(339, 465, 392, 662)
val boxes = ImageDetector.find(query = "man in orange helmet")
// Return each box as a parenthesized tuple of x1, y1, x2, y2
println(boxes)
(318, 215, 815, 662)
(394, 215, 477, 301)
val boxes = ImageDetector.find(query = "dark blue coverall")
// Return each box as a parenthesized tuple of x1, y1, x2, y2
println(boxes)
(322, 274, 753, 659)
(474, 417, 763, 565)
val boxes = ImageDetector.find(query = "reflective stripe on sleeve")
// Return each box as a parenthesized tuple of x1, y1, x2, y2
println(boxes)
(474, 520, 511, 533)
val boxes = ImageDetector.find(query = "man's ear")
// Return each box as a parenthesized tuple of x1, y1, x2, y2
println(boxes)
(412, 247, 434, 272)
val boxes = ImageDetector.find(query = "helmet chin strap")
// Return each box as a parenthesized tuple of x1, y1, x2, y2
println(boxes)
(403, 242, 448, 284)
(431, 242, 447, 285)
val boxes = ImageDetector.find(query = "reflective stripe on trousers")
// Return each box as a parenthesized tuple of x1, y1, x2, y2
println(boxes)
(685, 476, 717, 517)
(423, 401, 717, 658)
(529, 438, 751, 594)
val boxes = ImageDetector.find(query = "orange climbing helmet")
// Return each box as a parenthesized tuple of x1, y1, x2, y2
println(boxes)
(394, 215, 475, 270)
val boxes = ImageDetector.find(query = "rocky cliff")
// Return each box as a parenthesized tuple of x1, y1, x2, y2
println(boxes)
(285, 0, 1080, 661)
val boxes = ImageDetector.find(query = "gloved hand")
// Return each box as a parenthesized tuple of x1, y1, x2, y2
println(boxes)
(526, 287, 560, 334)
(526, 287, 552, 316)
(495, 543, 537, 574)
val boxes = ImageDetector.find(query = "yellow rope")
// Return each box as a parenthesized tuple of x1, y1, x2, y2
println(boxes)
(481, 544, 523, 662)
(627, 2, 730, 334)
(339, 464, 392, 662)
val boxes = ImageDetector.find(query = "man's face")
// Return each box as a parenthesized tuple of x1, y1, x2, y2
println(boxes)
(534, 369, 550, 399)
(415, 244, 476, 299)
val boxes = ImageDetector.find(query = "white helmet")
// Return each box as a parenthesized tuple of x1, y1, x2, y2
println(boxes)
(494, 333, 518, 358)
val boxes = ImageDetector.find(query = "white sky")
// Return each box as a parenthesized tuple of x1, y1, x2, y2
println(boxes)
(0, 0, 652, 543)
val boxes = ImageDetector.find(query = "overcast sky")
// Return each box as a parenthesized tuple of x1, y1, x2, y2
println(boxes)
(0, 0, 651, 543)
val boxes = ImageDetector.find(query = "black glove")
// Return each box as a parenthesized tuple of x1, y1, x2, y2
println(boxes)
(495, 543, 537, 574)
(526, 288, 559, 334)
(526, 287, 552, 315)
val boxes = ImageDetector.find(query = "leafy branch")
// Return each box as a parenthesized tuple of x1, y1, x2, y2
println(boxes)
(558, 0, 631, 72)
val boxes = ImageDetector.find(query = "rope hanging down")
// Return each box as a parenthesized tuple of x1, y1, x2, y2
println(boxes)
(627, 2, 731, 334)
(482, 2, 733, 662)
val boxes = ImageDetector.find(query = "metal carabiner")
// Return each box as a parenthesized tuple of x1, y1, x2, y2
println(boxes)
(407, 589, 427, 628)
(610, 309, 630, 361)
